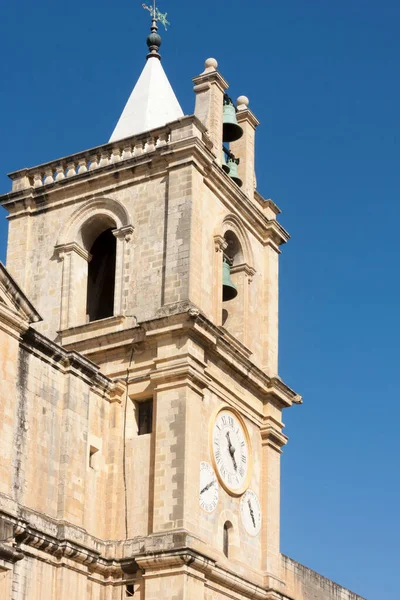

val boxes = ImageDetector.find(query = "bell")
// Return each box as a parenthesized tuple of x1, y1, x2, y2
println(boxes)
(222, 151, 230, 174)
(227, 157, 243, 187)
(222, 259, 238, 302)
(223, 96, 243, 143)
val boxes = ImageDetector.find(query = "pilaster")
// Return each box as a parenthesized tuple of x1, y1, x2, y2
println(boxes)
(230, 97, 260, 200)
(193, 59, 229, 165)
(260, 414, 288, 582)
(213, 235, 227, 326)
(262, 235, 280, 376)
(112, 225, 134, 316)
(55, 242, 91, 330)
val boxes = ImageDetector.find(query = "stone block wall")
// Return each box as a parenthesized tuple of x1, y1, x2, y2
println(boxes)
(281, 555, 366, 600)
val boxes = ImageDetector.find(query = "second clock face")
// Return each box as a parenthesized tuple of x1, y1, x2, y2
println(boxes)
(240, 489, 262, 536)
(211, 408, 251, 495)
(199, 461, 219, 513)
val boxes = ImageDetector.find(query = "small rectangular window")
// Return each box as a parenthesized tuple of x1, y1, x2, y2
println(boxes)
(138, 400, 153, 436)
(126, 583, 134, 596)
(89, 446, 99, 469)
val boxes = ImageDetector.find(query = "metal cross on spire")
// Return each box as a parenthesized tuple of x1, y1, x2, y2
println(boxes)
(142, 1, 170, 30)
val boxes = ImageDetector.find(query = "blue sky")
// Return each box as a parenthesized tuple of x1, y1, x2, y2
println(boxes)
(1, 2, 399, 598)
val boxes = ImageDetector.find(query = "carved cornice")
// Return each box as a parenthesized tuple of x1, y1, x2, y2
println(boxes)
(150, 356, 211, 395)
(192, 70, 229, 94)
(254, 191, 281, 216)
(53, 241, 92, 263)
(260, 419, 289, 453)
(213, 234, 228, 253)
(0, 510, 297, 599)
(56, 310, 301, 410)
(205, 161, 290, 247)
(113, 225, 134, 242)
(0, 262, 42, 324)
(231, 262, 257, 282)
(236, 107, 260, 129)
(1, 121, 289, 251)
(19, 328, 121, 401)
(136, 547, 288, 600)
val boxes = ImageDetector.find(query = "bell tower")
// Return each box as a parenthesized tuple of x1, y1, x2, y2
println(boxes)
(0, 7, 328, 600)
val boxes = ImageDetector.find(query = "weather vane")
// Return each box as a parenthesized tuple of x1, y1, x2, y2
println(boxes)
(142, 1, 170, 30)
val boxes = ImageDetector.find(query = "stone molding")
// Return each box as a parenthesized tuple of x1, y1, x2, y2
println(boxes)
(54, 241, 92, 263)
(5, 115, 207, 195)
(1, 125, 287, 250)
(0, 262, 41, 324)
(192, 70, 229, 95)
(0, 508, 297, 600)
(19, 327, 125, 402)
(205, 160, 290, 247)
(260, 416, 289, 453)
(213, 234, 228, 253)
(150, 354, 211, 395)
(136, 548, 285, 600)
(230, 262, 257, 283)
(236, 107, 261, 130)
(57, 197, 133, 249)
(112, 224, 134, 242)
(57, 310, 301, 410)
(222, 212, 255, 264)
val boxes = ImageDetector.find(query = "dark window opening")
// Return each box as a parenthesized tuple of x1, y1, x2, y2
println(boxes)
(87, 228, 116, 322)
(138, 400, 153, 436)
(126, 584, 135, 596)
(223, 521, 231, 557)
(89, 446, 99, 469)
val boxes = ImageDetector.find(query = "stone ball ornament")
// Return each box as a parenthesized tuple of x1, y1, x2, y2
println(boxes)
(147, 32, 162, 49)
(237, 96, 249, 109)
(204, 57, 218, 71)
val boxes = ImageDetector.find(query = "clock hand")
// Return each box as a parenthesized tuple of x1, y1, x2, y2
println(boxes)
(226, 432, 237, 471)
(247, 499, 256, 528)
(200, 479, 216, 495)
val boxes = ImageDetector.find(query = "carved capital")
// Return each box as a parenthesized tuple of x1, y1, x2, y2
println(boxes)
(113, 225, 134, 242)
(260, 418, 288, 452)
(214, 234, 228, 253)
(231, 262, 256, 283)
(54, 241, 92, 263)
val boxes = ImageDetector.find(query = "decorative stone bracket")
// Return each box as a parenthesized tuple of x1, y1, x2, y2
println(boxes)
(231, 262, 256, 284)
(213, 234, 228, 253)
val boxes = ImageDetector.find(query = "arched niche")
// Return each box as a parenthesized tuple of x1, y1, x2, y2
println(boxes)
(55, 198, 134, 330)
(217, 215, 255, 345)
(218, 510, 240, 560)
(221, 214, 254, 268)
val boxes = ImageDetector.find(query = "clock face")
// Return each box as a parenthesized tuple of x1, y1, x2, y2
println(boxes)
(240, 489, 261, 536)
(199, 461, 219, 513)
(211, 408, 251, 495)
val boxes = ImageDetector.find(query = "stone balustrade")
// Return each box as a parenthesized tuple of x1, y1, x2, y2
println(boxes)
(8, 127, 173, 193)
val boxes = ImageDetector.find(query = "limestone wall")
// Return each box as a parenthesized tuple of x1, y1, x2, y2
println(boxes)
(281, 555, 366, 600)
(0, 328, 125, 541)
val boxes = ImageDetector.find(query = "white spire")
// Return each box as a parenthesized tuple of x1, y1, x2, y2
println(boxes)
(109, 58, 183, 143)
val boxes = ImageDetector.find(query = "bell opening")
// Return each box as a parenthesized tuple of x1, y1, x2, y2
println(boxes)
(222, 284, 238, 302)
(227, 157, 243, 188)
(222, 151, 230, 174)
(222, 260, 238, 302)
(223, 123, 244, 144)
(223, 95, 243, 143)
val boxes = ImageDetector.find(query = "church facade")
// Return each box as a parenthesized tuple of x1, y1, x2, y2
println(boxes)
(0, 24, 365, 600)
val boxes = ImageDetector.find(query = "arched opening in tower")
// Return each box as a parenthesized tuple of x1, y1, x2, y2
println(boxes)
(86, 228, 116, 322)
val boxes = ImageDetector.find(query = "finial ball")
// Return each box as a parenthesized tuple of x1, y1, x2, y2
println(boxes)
(237, 96, 249, 108)
(205, 58, 218, 70)
(147, 32, 162, 49)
